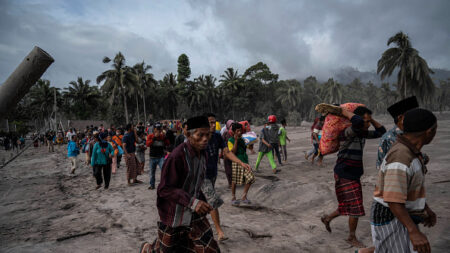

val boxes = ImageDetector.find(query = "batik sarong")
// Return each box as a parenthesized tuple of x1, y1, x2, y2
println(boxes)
(149, 216, 220, 252)
(125, 153, 138, 180)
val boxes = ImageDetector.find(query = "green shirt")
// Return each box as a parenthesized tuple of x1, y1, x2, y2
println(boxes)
(279, 126, 287, 145)
(227, 137, 248, 164)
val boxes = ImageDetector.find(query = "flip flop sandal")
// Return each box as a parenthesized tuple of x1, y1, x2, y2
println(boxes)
(231, 200, 240, 206)
(241, 199, 252, 205)
(315, 103, 342, 115)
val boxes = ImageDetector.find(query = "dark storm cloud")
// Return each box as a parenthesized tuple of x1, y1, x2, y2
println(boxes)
(1, 0, 449, 87)
(201, 0, 450, 79)
(0, 1, 175, 88)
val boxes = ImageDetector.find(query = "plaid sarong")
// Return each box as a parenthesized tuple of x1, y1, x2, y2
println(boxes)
(232, 162, 255, 185)
(125, 153, 138, 180)
(149, 216, 220, 252)
(334, 173, 365, 216)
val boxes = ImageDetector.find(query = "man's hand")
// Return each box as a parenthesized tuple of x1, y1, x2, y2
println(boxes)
(234, 133, 240, 140)
(241, 162, 252, 172)
(409, 230, 430, 253)
(424, 208, 437, 227)
(267, 143, 272, 148)
(194, 200, 213, 215)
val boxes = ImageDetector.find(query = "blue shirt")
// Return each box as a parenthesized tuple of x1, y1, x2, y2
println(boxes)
(376, 126, 402, 169)
(205, 132, 225, 180)
(90, 142, 114, 166)
(122, 132, 136, 153)
(67, 140, 80, 157)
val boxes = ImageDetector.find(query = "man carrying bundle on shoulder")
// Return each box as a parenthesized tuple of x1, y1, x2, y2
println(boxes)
(319, 104, 386, 248)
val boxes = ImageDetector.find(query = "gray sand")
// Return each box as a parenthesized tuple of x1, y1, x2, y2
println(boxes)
(1, 119, 449, 252)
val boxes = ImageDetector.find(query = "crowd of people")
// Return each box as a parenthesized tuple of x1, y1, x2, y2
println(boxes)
(26, 95, 439, 253)
(1, 132, 25, 152)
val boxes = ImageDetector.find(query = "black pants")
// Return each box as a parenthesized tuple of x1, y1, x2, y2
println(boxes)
(93, 164, 112, 187)
(117, 155, 122, 167)
(271, 143, 283, 165)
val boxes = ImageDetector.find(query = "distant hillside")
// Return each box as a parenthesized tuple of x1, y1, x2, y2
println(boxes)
(331, 67, 450, 86)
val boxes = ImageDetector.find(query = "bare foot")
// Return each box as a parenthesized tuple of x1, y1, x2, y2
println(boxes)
(217, 231, 228, 242)
(345, 237, 366, 248)
(321, 215, 332, 233)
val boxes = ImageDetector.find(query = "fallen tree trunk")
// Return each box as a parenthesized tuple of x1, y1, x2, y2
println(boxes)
(0, 46, 54, 120)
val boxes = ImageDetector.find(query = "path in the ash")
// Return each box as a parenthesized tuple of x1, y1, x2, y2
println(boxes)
(1, 120, 449, 252)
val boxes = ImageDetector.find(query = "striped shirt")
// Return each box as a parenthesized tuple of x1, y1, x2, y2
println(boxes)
(334, 115, 386, 180)
(373, 136, 427, 212)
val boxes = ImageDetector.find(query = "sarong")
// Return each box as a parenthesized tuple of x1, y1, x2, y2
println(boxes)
(149, 216, 220, 252)
(201, 177, 224, 209)
(232, 162, 255, 185)
(125, 153, 138, 180)
(371, 218, 416, 253)
(334, 173, 365, 216)
(137, 161, 145, 175)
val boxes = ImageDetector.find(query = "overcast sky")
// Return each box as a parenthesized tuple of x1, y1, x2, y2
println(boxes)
(1, 0, 449, 88)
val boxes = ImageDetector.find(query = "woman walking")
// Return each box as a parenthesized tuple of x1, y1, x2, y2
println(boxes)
(91, 132, 114, 189)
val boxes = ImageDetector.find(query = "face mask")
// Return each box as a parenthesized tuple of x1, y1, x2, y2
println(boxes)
(265, 126, 270, 129)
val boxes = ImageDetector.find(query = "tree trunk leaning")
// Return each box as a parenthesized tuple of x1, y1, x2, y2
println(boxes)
(0, 46, 54, 120)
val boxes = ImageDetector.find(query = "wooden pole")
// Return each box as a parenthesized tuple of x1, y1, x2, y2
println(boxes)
(0, 46, 54, 120)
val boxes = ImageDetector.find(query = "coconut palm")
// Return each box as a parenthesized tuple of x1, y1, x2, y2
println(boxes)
(133, 61, 156, 123)
(276, 80, 302, 111)
(160, 73, 179, 119)
(377, 31, 435, 101)
(322, 78, 343, 104)
(64, 77, 100, 119)
(97, 52, 137, 123)
(29, 79, 61, 121)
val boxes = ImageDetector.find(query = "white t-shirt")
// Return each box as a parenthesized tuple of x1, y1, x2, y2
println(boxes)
(66, 131, 76, 140)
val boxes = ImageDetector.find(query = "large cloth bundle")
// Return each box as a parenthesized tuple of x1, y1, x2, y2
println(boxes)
(239, 121, 251, 133)
(319, 103, 365, 155)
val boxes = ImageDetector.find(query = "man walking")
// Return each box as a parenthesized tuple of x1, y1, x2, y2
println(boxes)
(146, 122, 170, 190)
(139, 116, 220, 252)
(376, 96, 419, 169)
(320, 105, 386, 248)
(67, 135, 80, 174)
(359, 108, 437, 253)
(122, 124, 142, 185)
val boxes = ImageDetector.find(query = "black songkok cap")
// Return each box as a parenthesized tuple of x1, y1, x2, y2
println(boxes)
(403, 108, 437, 133)
(186, 116, 210, 130)
(387, 96, 419, 119)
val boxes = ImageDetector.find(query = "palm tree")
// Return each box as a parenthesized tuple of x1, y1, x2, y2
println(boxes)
(322, 78, 342, 104)
(160, 73, 179, 119)
(276, 80, 302, 111)
(64, 77, 100, 119)
(377, 31, 435, 101)
(219, 68, 242, 118)
(133, 61, 156, 123)
(29, 79, 61, 121)
(97, 52, 137, 123)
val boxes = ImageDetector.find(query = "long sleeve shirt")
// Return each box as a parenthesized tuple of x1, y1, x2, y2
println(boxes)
(334, 115, 386, 180)
(157, 141, 207, 228)
(90, 142, 114, 166)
